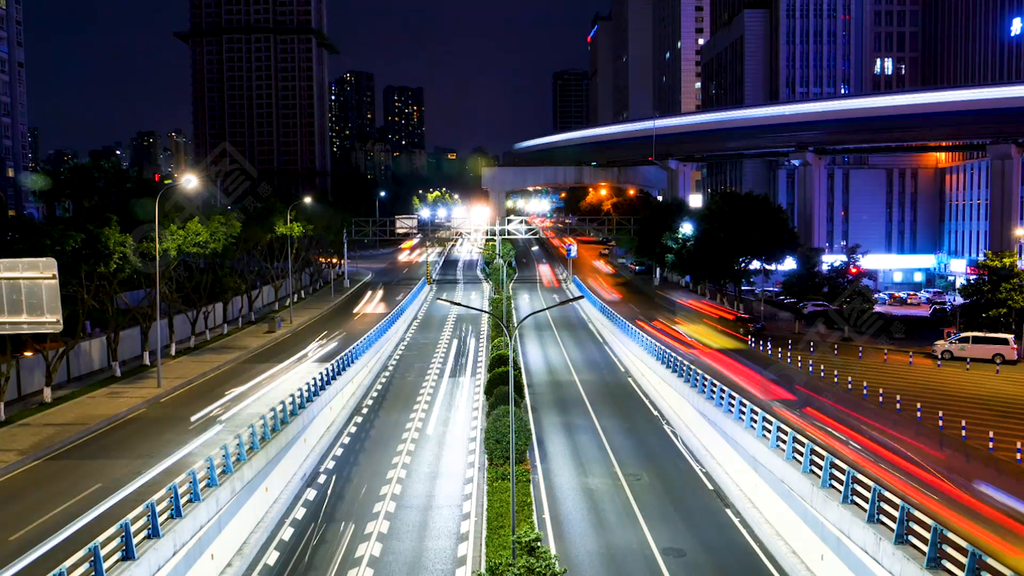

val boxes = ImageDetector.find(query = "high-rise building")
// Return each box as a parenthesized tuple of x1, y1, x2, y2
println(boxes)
(176, 0, 335, 198)
(27, 127, 38, 171)
(167, 129, 193, 176)
(861, 0, 921, 93)
(588, 1, 708, 125)
(552, 70, 590, 132)
(43, 149, 77, 174)
(1, 0, 28, 216)
(922, 1, 1024, 88)
(588, 13, 615, 125)
(383, 86, 425, 152)
(130, 131, 162, 179)
(330, 71, 375, 158)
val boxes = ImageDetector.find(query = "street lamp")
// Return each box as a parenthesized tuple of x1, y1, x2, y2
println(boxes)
(438, 294, 584, 561)
(376, 190, 386, 218)
(155, 173, 200, 389)
(286, 196, 313, 324)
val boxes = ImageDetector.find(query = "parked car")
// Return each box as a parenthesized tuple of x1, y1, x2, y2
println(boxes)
(921, 289, 948, 304)
(933, 332, 1017, 364)
(874, 293, 890, 305)
(900, 291, 923, 305)
(733, 314, 766, 336)
(779, 297, 800, 308)
(799, 301, 835, 315)
(883, 291, 906, 305)
(599, 247, 611, 256)
(929, 304, 952, 319)
(628, 260, 651, 274)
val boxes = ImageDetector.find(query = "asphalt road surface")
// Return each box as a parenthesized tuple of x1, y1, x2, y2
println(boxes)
(245, 241, 487, 576)
(513, 238, 784, 576)
(0, 250, 427, 574)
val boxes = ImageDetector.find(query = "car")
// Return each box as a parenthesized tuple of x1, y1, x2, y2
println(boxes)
(600, 236, 616, 246)
(933, 332, 1017, 364)
(628, 260, 651, 274)
(599, 247, 611, 256)
(799, 301, 835, 315)
(779, 297, 800, 308)
(929, 304, 952, 319)
(883, 291, 906, 305)
(900, 291, 923, 305)
(733, 314, 766, 336)
(921, 288, 948, 304)
(741, 287, 758, 299)
(874, 293, 890, 305)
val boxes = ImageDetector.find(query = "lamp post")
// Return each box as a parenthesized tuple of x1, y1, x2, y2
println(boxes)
(438, 294, 584, 561)
(376, 191, 386, 248)
(155, 174, 200, 389)
(286, 196, 313, 324)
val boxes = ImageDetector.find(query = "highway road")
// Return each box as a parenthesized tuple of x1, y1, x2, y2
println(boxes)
(245, 241, 486, 576)
(563, 239, 1024, 571)
(0, 249, 429, 574)
(512, 238, 784, 576)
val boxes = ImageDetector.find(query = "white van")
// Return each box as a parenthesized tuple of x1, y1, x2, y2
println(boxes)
(932, 332, 1018, 364)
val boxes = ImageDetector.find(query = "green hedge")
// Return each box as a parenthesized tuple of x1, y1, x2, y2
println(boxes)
(480, 529, 567, 576)
(484, 465, 535, 563)
(490, 336, 510, 357)
(483, 405, 531, 468)
(488, 350, 510, 374)
(485, 367, 524, 399)
(487, 386, 523, 415)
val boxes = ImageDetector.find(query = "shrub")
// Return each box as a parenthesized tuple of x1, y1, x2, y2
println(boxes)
(484, 406, 532, 468)
(483, 466, 536, 567)
(486, 367, 524, 399)
(490, 336, 510, 357)
(487, 385, 523, 415)
(488, 350, 510, 373)
(481, 529, 567, 576)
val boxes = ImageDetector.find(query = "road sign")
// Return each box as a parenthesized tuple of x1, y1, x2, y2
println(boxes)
(566, 242, 578, 259)
(0, 258, 63, 334)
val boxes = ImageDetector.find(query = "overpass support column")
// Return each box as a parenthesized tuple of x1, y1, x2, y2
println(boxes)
(667, 160, 699, 201)
(987, 143, 1022, 254)
(789, 152, 827, 248)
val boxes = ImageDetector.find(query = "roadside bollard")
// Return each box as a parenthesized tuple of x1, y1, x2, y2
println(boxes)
(798, 356, 802, 369)
(778, 348, 783, 361)
(937, 358, 942, 369)
(834, 344, 838, 357)
(939, 411, 944, 431)
(967, 357, 971, 371)
(1017, 442, 1022, 465)
(863, 381, 868, 399)
(768, 338, 772, 352)
(997, 361, 1001, 374)
(820, 364, 825, 380)
(989, 431, 994, 452)
(834, 369, 838, 386)
(909, 351, 913, 365)
(916, 402, 921, 421)
(858, 346, 863, 360)
(810, 341, 815, 355)
(879, 388, 884, 406)
(788, 339, 792, 352)
(788, 351, 792, 364)
(847, 376, 852, 392)
(962, 420, 967, 441)
(809, 358, 814, 374)
(884, 349, 888, 363)
(760, 340, 764, 353)
(896, 395, 901, 412)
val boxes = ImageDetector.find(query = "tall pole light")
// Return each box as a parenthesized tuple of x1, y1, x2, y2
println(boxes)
(287, 196, 313, 324)
(155, 173, 200, 389)
(376, 191, 386, 249)
(438, 294, 584, 561)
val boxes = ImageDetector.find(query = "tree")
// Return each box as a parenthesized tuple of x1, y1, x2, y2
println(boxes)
(680, 191, 799, 303)
(169, 215, 242, 347)
(483, 405, 531, 468)
(89, 220, 141, 377)
(0, 336, 24, 421)
(958, 251, 1024, 334)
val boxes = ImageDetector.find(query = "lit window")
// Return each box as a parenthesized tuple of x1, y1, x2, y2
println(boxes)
(893, 271, 904, 282)
(695, 82, 701, 89)
(913, 271, 923, 282)
(884, 57, 894, 75)
(873, 58, 881, 75)
(698, 38, 704, 45)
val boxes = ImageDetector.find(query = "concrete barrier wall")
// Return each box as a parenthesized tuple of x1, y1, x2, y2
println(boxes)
(0, 268, 327, 405)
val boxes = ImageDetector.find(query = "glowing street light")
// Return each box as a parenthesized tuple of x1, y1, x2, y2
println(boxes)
(419, 208, 432, 219)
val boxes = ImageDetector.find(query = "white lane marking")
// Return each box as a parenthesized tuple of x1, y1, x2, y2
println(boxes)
(540, 288, 671, 576)
(726, 508, 783, 576)
(328, 523, 355, 576)
(282, 526, 295, 542)
(8, 483, 103, 541)
(426, 338, 459, 435)
(266, 549, 280, 566)
(0, 410, 146, 485)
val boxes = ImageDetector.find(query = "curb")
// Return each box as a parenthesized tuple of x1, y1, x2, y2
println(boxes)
(0, 272, 373, 481)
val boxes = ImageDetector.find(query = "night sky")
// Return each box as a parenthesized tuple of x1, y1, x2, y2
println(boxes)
(27, 0, 606, 158)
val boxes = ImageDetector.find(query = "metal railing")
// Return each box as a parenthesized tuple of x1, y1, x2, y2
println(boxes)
(28, 278, 429, 576)
(572, 276, 1018, 576)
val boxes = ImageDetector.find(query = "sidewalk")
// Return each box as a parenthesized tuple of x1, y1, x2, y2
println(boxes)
(0, 271, 371, 475)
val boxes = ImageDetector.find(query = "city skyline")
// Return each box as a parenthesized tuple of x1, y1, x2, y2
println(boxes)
(25, 0, 604, 159)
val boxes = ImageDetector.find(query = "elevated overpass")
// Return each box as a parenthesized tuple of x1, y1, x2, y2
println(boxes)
(504, 84, 1024, 257)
